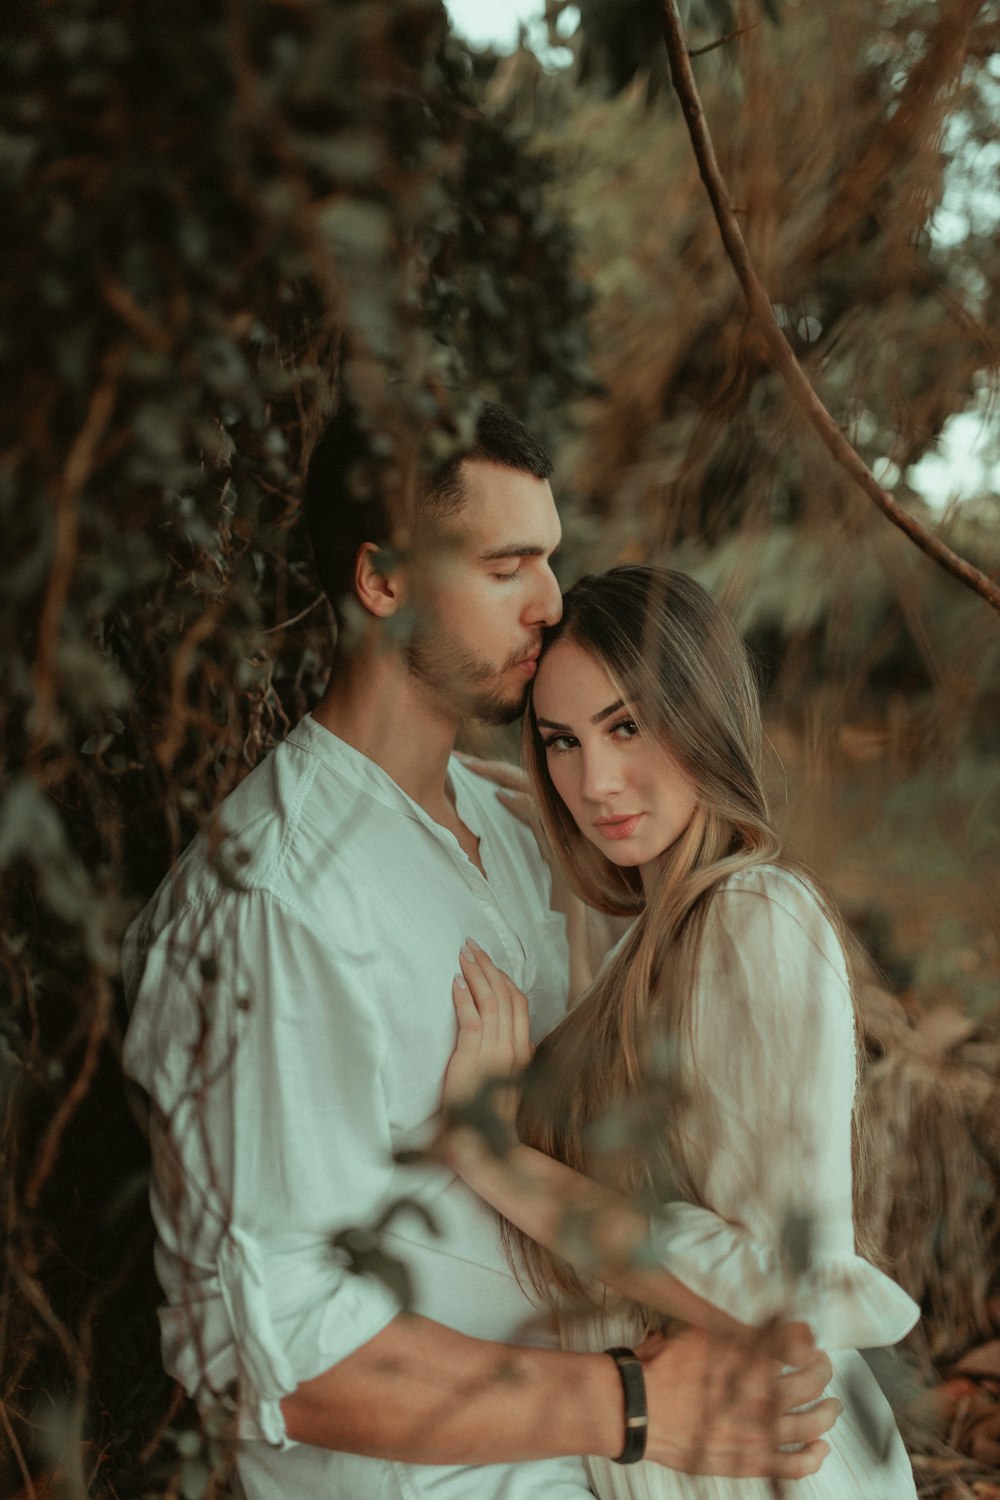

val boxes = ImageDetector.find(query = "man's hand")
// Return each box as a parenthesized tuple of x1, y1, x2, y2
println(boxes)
(455, 753, 539, 833)
(639, 1322, 838, 1480)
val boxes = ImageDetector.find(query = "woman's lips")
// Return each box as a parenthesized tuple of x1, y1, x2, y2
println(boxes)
(593, 814, 643, 840)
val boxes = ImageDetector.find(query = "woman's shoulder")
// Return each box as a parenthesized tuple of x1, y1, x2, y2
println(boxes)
(717, 860, 820, 906)
(705, 862, 842, 958)
(694, 863, 853, 1026)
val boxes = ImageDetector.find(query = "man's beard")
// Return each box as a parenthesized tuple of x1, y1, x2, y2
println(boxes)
(407, 629, 531, 726)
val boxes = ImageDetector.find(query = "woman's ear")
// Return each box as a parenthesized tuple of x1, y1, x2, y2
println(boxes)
(354, 541, 405, 618)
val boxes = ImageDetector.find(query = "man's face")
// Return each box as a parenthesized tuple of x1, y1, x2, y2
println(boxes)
(406, 460, 563, 725)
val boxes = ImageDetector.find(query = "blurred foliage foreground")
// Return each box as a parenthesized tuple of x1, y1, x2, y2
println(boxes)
(2, 0, 1000, 1496)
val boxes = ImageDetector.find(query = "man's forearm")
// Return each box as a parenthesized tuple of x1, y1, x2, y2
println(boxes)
(281, 1307, 842, 1480)
(281, 1312, 623, 1464)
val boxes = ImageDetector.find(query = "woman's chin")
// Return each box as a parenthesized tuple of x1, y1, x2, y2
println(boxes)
(596, 841, 661, 870)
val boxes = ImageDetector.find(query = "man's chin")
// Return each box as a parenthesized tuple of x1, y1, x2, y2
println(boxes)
(471, 685, 529, 727)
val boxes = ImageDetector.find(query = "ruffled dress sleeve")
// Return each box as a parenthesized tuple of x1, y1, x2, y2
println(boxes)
(647, 866, 918, 1350)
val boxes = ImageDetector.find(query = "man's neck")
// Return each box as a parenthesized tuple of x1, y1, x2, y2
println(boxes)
(311, 646, 459, 819)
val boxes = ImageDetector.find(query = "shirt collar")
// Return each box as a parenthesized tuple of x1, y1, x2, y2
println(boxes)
(287, 714, 489, 844)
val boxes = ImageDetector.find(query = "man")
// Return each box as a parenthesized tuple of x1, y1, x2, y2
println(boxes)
(122, 399, 838, 1500)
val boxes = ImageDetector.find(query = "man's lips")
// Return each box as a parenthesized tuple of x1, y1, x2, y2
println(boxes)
(515, 647, 541, 677)
(593, 814, 644, 840)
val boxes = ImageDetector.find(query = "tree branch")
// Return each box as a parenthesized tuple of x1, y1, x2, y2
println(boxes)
(688, 25, 756, 59)
(658, 0, 1000, 614)
(803, 0, 990, 262)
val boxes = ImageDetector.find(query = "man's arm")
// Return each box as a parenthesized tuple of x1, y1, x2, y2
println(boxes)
(282, 1312, 839, 1479)
(122, 892, 407, 1442)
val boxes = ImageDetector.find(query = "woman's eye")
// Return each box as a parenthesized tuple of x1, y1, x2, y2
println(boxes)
(612, 718, 640, 740)
(542, 735, 576, 754)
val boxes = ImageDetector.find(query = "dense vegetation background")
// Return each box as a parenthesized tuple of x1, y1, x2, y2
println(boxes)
(2, 0, 998, 1495)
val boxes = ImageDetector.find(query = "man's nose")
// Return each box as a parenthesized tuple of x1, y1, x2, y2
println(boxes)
(526, 564, 563, 629)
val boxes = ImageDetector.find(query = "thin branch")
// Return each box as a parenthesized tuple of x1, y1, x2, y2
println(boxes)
(658, 0, 1000, 614)
(101, 278, 174, 354)
(31, 359, 123, 746)
(0, 1398, 37, 1500)
(25, 974, 113, 1212)
(688, 24, 756, 59)
(804, 0, 990, 262)
(260, 591, 327, 634)
(154, 600, 226, 770)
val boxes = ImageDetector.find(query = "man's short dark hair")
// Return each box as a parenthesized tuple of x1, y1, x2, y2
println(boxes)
(302, 399, 553, 617)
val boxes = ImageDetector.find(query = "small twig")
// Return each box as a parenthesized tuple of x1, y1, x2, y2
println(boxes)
(101, 278, 173, 354)
(154, 600, 226, 770)
(260, 592, 326, 634)
(31, 359, 123, 745)
(136, 1380, 187, 1468)
(25, 974, 113, 1212)
(688, 24, 757, 58)
(658, 0, 1000, 614)
(0, 1398, 37, 1499)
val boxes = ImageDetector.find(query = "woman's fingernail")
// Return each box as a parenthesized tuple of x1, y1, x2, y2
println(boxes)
(466, 937, 482, 951)
(454, 970, 467, 990)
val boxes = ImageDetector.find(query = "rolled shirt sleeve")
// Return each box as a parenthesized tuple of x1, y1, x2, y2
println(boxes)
(648, 867, 919, 1350)
(123, 888, 402, 1446)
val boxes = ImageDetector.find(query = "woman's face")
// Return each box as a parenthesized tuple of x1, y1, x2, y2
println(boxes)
(532, 638, 699, 880)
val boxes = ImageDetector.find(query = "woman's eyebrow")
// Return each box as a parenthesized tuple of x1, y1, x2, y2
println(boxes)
(536, 698, 626, 731)
(590, 698, 626, 724)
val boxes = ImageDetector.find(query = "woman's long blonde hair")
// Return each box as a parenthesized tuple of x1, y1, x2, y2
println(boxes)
(507, 566, 875, 1309)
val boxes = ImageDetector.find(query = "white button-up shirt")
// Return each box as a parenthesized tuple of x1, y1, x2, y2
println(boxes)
(122, 715, 592, 1499)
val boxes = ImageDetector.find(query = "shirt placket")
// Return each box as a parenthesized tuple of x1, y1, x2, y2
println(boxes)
(301, 725, 535, 989)
(424, 815, 530, 987)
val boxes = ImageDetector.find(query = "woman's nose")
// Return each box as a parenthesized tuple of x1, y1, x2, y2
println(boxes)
(580, 749, 624, 804)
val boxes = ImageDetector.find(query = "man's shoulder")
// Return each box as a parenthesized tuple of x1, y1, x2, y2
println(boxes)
(124, 724, 359, 956)
(174, 731, 319, 894)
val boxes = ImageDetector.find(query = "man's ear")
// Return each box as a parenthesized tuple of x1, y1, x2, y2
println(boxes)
(354, 541, 405, 618)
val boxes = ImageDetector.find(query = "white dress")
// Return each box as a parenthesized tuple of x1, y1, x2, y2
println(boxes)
(560, 865, 920, 1499)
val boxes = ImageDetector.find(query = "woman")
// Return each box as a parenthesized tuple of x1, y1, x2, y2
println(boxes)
(442, 566, 919, 1499)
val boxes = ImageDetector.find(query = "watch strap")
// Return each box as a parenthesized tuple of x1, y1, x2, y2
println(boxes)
(605, 1345, 648, 1465)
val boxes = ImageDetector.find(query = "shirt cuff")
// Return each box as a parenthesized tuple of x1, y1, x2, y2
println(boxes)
(647, 1202, 920, 1350)
(174, 1225, 402, 1448)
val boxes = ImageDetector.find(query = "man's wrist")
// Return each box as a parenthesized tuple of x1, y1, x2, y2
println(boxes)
(565, 1348, 628, 1460)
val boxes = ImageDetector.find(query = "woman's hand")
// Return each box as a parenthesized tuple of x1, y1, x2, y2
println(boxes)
(455, 752, 598, 1002)
(441, 939, 533, 1141)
